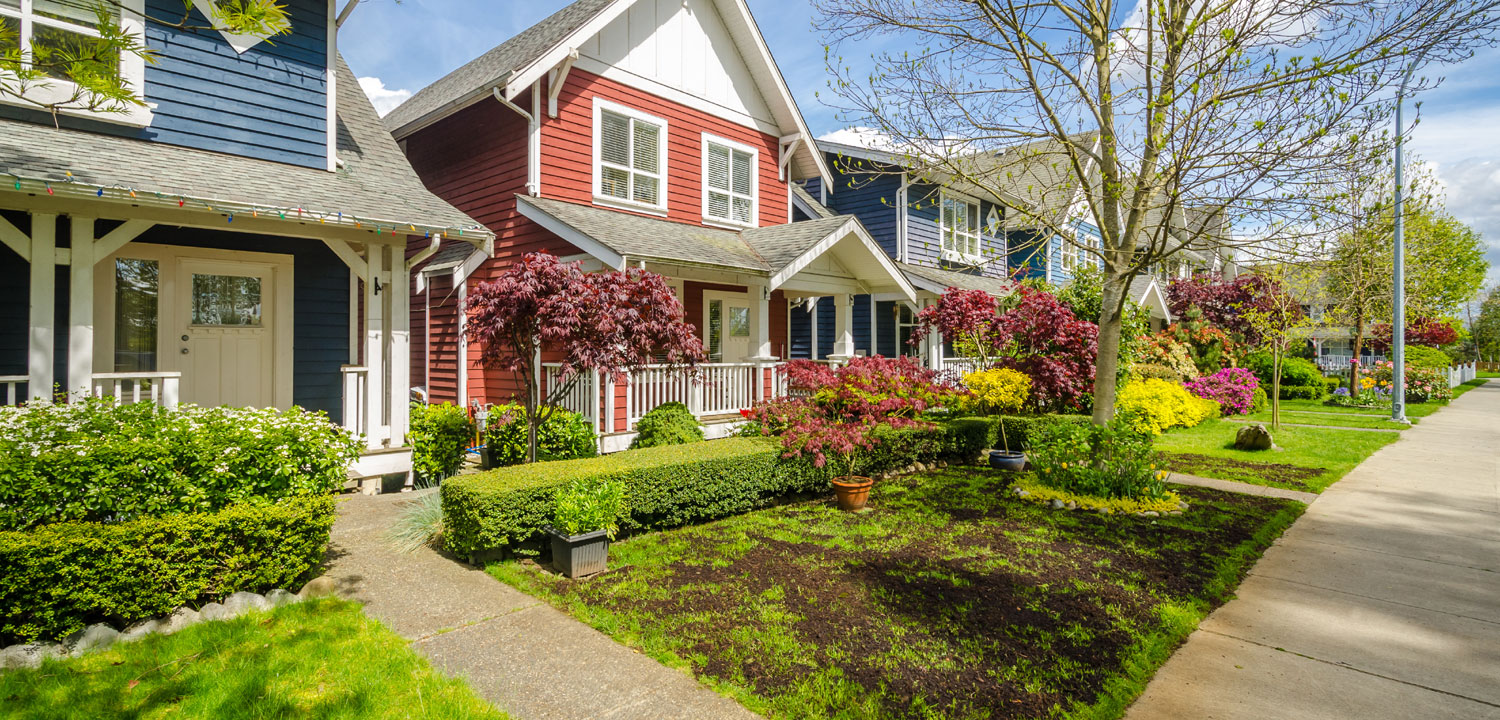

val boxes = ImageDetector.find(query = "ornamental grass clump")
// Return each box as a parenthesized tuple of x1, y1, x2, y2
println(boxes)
(1183, 367, 1260, 415)
(1028, 420, 1176, 503)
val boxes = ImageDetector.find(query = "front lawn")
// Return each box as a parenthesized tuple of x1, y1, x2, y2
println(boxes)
(0, 599, 505, 720)
(490, 468, 1302, 720)
(1235, 410, 1412, 431)
(1155, 419, 1399, 493)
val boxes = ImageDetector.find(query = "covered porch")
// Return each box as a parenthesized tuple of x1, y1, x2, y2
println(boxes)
(514, 196, 917, 452)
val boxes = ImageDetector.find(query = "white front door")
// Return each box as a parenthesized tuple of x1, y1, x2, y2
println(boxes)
(173, 258, 277, 408)
(705, 293, 751, 363)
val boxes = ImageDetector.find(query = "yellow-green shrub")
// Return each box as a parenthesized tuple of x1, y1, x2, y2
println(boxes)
(1116, 379, 1220, 435)
(962, 368, 1031, 414)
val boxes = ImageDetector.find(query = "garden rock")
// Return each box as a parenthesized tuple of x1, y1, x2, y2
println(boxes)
(1144, 511, 1160, 517)
(121, 618, 162, 642)
(198, 602, 232, 621)
(1050, 499, 1065, 509)
(298, 576, 338, 599)
(1234, 424, 1276, 451)
(224, 591, 271, 615)
(63, 623, 119, 656)
(1065, 502, 1078, 510)
(1, 643, 60, 669)
(161, 607, 201, 635)
(266, 588, 299, 608)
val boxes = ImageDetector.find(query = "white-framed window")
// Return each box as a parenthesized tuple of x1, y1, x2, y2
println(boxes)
(0, 0, 150, 126)
(592, 98, 668, 213)
(940, 191, 982, 263)
(701, 133, 757, 227)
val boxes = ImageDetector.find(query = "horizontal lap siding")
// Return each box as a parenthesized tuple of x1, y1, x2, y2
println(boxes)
(0, 211, 30, 376)
(425, 274, 460, 405)
(823, 155, 900, 260)
(769, 291, 787, 359)
(142, 0, 328, 169)
(542, 69, 789, 228)
(854, 294, 871, 356)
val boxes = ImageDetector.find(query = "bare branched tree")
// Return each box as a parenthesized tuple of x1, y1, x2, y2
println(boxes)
(813, 0, 1500, 423)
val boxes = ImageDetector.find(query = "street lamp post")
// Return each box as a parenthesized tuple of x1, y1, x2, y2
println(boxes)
(1391, 64, 1417, 425)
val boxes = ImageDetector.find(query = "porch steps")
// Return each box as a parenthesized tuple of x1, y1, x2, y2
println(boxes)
(345, 446, 415, 495)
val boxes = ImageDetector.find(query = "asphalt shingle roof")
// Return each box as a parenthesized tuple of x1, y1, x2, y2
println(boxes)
(973, 132, 1098, 228)
(741, 216, 850, 271)
(0, 56, 492, 240)
(382, 0, 615, 135)
(897, 262, 1015, 297)
(790, 183, 837, 219)
(519, 196, 771, 271)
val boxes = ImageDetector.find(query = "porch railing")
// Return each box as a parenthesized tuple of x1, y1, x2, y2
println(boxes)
(542, 364, 600, 425)
(91, 372, 180, 409)
(0, 375, 26, 406)
(341, 365, 368, 438)
(938, 356, 987, 378)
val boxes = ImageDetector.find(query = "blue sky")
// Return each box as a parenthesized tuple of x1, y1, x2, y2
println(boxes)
(339, 0, 1500, 287)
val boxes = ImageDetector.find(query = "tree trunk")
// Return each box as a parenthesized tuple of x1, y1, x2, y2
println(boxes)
(1091, 274, 1129, 425)
(1348, 309, 1365, 394)
(1271, 349, 1282, 431)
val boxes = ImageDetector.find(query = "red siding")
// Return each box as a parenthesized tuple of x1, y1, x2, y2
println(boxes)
(404, 66, 797, 407)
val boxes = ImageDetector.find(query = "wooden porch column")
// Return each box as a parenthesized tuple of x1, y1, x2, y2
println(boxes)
(921, 298, 944, 371)
(68, 217, 96, 399)
(390, 252, 411, 449)
(364, 243, 385, 448)
(28, 214, 57, 401)
(747, 282, 773, 361)
(829, 293, 855, 361)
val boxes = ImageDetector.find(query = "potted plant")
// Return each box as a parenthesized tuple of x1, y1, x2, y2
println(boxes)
(546, 479, 628, 578)
(988, 418, 1026, 471)
(787, 416, 882, 512)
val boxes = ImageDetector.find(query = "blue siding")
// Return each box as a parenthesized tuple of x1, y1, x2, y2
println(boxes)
(874, 300, 896, 357)
(788, 302, 812, 359)
(822, 153, 902, 259)
(803, 177, 824, 203)
(907, 183, 1009, 278)
(853, 294, 871, 356)
(1049, 235, 1067, 284)
(816, 298, 834, 360)
(1006, 229, 1050, 281)
(136, 228, 349, 420)
(142, 0, 329, 169)
(0, 212, 32, 378)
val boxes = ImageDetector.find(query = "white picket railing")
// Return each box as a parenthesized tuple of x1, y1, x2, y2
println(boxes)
(1448, 362, 1477, 388)
(92, 372, 180, 409)
(541, 364, 599, 426)
(939, 356, 987, 379)
(621, 363, 759, 428)
(0, 375, 25, 406)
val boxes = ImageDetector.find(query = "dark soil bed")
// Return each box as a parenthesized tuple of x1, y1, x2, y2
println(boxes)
(1159, 452, 1324, 489)
(489, 468, 1302, 720)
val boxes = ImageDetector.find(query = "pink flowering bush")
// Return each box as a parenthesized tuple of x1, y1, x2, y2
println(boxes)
(1370, 360, 1451, 404)
(1183, 367, 1260, 415)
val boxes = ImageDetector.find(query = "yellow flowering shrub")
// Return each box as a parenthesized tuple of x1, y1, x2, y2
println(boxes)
(1116, 378, 1220, 436)
(962, 368, 1031, 414)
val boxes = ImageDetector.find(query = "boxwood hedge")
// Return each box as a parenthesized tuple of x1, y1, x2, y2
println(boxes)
(0, 496, 335, 645)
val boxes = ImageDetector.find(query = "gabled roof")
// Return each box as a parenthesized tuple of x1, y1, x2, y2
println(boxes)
(790, 183, 836, 219)
(898, 262, 1015, 297)
(1128, 275, 1172, 322)
(515, 196, 913, 300)
(383, 0, 830, 186)
(0, 56, 493, 243)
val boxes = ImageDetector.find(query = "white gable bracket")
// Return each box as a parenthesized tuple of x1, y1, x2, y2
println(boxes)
(321, 238, 369, 278)
(93, 219, 154, 259)
(493, 86, 541, 196)
(406, 237, 441, 271)
(0, 213, 30, 262)
(504, 0, 639, 101)
(547, 49, 579, 119)
(769, 218, 916, 302)
(778, 135, 801, 182)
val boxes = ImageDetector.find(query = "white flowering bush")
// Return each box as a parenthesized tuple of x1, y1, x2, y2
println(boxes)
(0, 399, 362, 530)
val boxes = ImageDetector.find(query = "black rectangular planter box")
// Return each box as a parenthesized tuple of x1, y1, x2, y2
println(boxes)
(548, 527, 609, 578)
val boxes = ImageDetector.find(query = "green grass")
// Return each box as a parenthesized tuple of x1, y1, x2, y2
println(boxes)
(1478, 371, 1500, 379)
(489, 469, 1303, 720)
(1154, 419, 1399, 493)
(1272, 396, 1448, 418)
(1235, 410, 1413, 431)
(0, 598, 505, 719)
(1451, 378, 1489, 400)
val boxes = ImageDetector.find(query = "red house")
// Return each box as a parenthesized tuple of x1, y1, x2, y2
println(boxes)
(387, 0, 915, 450)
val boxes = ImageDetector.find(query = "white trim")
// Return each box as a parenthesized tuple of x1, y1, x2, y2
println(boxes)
(897, 173, 910, 263)
(701, 289, 753, 363)
(27, 214, 56, 400)
(454, 249, 487, 285)
(325, 0, 337, 172)
(546, 49, 578, 118)
(515, 195, 625, 270)
(591, 97, 669, 213)
(0, 213, 31, 262)
(700, 132, 759, 228)
(938, 189, 983, 265)
(0, 0, 152, 127)
(320, 238, 369, 278)
(767, 217, 916, 302)
(189, 0, 280, 54)
(570, 55, 781, 137)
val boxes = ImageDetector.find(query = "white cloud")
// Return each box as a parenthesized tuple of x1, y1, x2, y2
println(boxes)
(1410, 98, 1500, 287)
(357, 76, 412, 117)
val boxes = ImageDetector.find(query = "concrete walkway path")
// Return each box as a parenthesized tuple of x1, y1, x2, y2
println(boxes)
(1168, 473, 1319, 504)
(1127, 381, 1500, 719)
(325, 489, 760, 720)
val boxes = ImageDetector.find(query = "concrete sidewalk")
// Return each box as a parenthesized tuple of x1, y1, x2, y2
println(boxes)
(326, 490, 760, 720)
(1127, 381, 1500, 719)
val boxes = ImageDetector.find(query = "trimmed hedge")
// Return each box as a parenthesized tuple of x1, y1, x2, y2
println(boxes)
(0, 496, 335, 644)
(442, 438, 822, 556)
(1279, 385, 1324, 400)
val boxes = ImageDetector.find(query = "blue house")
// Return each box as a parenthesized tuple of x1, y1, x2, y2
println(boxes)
(0, 1, 494, 486)
(785, 132, 1172, 372)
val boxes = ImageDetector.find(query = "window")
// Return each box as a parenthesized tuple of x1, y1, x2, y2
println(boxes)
(0, 0, 148, 124)
(940, 193, 981, 262)
(191, 273, 262, 326)
(594, 99, 667, 212)
(114, 258, 157, 372)
(702, 135, 756, 226)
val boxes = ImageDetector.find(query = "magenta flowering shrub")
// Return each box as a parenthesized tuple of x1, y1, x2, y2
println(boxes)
(1183, 367, 1260, 415)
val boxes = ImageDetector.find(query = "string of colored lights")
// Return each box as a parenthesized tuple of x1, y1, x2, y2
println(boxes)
(4, 170, 488, 241)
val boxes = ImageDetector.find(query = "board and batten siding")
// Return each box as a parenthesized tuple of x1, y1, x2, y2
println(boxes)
(141, 0, 329, 169)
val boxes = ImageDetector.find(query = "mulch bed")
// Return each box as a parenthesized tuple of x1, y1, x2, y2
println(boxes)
(499, 470, 1300, 720)
(1159, 452, 1324, 489)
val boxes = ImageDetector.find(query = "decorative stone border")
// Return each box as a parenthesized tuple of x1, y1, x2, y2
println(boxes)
(0, 577, 338, 670)
(872, 459, 951, 481)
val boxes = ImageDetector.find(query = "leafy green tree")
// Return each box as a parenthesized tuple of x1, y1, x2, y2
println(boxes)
(1474, 287, 1500, 360)
(1, 0, 290, 118)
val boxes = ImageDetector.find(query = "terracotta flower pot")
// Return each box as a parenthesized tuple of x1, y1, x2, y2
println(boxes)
(831, 476, 874, 511)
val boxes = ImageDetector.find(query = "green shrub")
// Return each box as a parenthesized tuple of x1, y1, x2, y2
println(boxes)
(551, 480, 629, 538)
(1130, 363, 1184, 384)
(1029, 421, 1170, 501)
(1279, 385, 1324, 400)
(0, 399, 361, 531)
(1115, 379, 1220, 435)
(484, 403, 597, 466)
(1323, 376, 1344, 394)
(629, 402, 704, 449)
(1244, 353, 1323, 388)
(409, 402, 475, 482)
(442, 438, 821, 556)
(1404, 346, 1452, 370)
(1252, 386, 1269, 413)
(0, 496, 335, 644)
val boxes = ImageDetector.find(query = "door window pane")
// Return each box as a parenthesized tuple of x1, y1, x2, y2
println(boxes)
(728, 306, 749, 337)
(192, 273, 262, 326)
(707, 299, 723, 362)
(114, 258, 157, 372)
